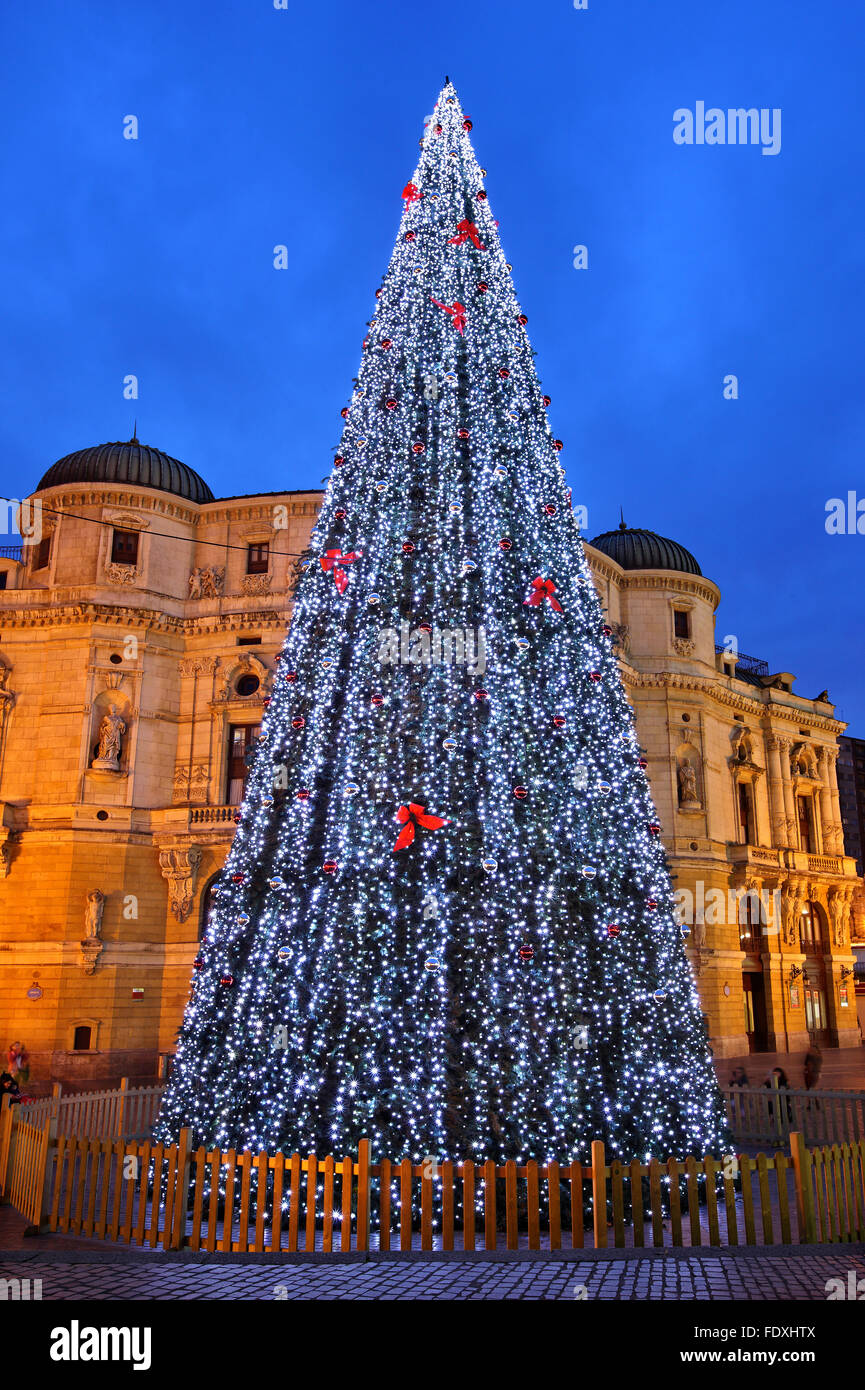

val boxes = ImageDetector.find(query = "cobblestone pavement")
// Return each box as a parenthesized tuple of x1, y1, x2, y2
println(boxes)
(2, 1247, 864, 1300)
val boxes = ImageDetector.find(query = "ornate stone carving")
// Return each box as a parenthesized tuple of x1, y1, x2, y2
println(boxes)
(189, 566, 225, 599)
(80, 939, 104, 975)
(84, 888, 104, 938)
(677, 755, 701, 807)
(105, 562, 139, 586)
(673, 637, 695, 656)
(607, 622, 630, 656)
(172, 764, 210, 803)
(240, 573, 272, 596)
(80, 889, 105, 975)
(158, 846, 203, 922)
(179, 656, 220, 678)
(91, 708, 127, 770)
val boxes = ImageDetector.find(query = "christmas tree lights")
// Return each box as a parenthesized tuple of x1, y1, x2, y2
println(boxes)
(155, 80, 728, 1165)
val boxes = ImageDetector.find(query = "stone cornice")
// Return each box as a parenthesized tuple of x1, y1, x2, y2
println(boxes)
(619, 664, 846, 735)
(0, 600, 289, 634)
(31, 484, 323, 529)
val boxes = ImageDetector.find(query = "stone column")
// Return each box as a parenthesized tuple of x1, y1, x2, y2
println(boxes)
(778, 737, 797, 850)
(817, 748, 836, 855)
(773, 739, 795, 845)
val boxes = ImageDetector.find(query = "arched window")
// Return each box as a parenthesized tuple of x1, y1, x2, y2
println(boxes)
(73, 1025, 92, 1051)
(199, 876, 220, 942)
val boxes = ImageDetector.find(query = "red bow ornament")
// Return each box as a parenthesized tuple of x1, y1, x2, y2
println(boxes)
(524, 576, 563, 612)
(448, 219, 485, 250)
(393, 802, 449, 851)
(402, 182, 422, 204)
(430, 297, 467, 335)
(320, 548, 362, 594)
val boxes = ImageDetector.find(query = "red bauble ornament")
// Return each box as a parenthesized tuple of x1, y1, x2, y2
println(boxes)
(647, 898, 658, 909)
(499, 367, 510, 379)
(553, 439, 564, 452)
(334, 455, 345, 467)
(371, 694, 383, 707)
(262, 697, 271, 707)
(513, 785, 527, 800)
(323, 860, 338, 874)
(285, 670, 298, 682)
(499, 537, 512, 551)
(476, 189, 487, 201)
(193, 956, 203, 971)
(648, 823, 661, 837)
(412, 442, 425, 454)
(297, 789, 310, 801)
(220, 974, 234, 987)
(405, 231, 416, 242)
(542, 394, 551, 407)
(402, 541, 415, 555)
(435, 124, 442, 134)
(543, 503, 557, 516)
(518, 313, 528, 325)
(375, 288, 383, 298)
(474, 689, 489, 702)
(638, 757, 648, 770)
(231, 873, 245, 884)
(334, 508, 347, 519)
(463, 118, 473, 131)
(603, 624, 613, 637)
(233, 812, 242, 824)
(457, 427, 470, 440)
(518, 945, 534, 961)
(589, 672, 601, 683)
(477, 281, 488, 293)
(340, 407, 350, 419)
(607, 924, 621, 938)
(380, 338, 392, 350)
(291, 717, 305, 730)
(552, 715, 566, 729)
(386, 398, 398, 411)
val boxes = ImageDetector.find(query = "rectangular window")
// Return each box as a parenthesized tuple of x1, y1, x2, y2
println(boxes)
(111, 529, 139, 565)
(673, 609, 690, 639)
(33, 535, 51, 570)
(226, 723, 261, 804)
(738, 782, 754, 845)
(246, 543, 269, 575)
(237, 636, 262, 646)
(0, 572, 7, 591)
(797, 796, 813, 853)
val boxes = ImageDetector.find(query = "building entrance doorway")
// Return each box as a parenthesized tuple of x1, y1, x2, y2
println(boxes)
(742, 971, 768, 1052)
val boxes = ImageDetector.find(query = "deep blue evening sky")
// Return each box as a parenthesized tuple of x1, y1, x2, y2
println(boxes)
(1, 2, 863, 725)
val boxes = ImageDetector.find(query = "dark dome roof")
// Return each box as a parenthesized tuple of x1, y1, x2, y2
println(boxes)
(36, 439, 214, 504)
(588, 522, 701, 576)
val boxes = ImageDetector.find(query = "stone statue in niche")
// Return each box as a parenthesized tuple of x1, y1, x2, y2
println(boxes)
(92, 708, 126, 769)
(677, 757, 700, 806)
(84, 889, 104, 938)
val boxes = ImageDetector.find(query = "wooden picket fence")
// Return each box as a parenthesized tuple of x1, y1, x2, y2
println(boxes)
(3, 1092, 865, 1251)
(722, 1085, 865, 1147)
(17, 1079, 163, 1142)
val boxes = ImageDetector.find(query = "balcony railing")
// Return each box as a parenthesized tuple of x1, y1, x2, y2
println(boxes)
(715, 645, 770, 676)
(0, 546, 22, 562)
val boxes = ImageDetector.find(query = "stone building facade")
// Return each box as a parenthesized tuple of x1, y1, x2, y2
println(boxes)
(0, 442, 860, 1086)
(587, 523, 861, 1058)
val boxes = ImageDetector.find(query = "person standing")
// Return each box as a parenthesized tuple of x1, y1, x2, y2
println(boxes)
(804, 1042, 823, 1091)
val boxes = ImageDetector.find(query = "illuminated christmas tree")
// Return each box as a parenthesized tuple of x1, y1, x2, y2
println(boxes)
(155, 80, 727, 1164)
